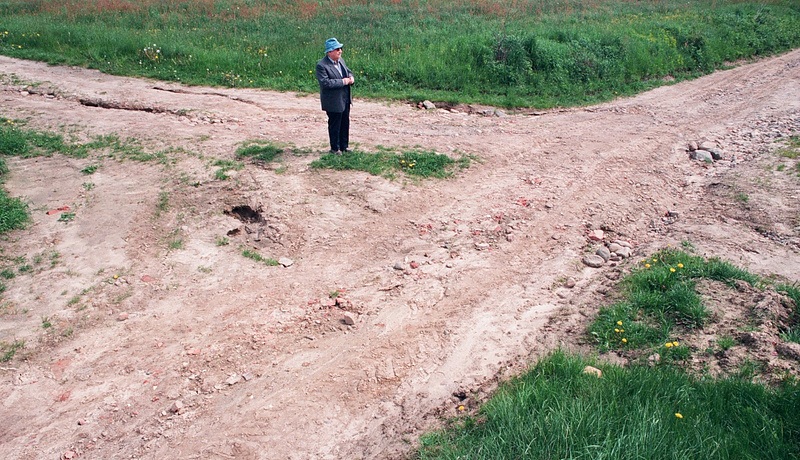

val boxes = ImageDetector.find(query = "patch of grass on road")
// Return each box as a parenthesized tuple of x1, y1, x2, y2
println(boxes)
(311, 148, 470, 179)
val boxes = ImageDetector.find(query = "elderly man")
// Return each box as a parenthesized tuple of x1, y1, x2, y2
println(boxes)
(316, 38, 355, 155)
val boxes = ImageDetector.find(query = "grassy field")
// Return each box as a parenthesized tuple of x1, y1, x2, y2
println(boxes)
(0, 0, 799, 108)
(418, 249, 800, 459)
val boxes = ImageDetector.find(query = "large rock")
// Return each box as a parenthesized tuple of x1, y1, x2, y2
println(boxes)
(582, 255, 605, 268)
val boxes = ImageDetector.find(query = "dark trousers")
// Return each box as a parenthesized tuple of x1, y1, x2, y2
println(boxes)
(326, 105, 350, 152)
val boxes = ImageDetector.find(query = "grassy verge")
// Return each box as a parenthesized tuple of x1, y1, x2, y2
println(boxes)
(417, 248, 800, 459)
(1, 1, 798, 108)
(418, 351, 800, 460)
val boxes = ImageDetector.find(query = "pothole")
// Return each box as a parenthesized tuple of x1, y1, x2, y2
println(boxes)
(224, 205, 263, 224)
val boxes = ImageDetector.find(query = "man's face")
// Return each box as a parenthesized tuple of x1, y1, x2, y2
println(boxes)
(327, 48, 342, 61)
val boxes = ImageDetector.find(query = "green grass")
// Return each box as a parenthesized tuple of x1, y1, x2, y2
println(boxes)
(310, 148, 469, 179)
(0, 192, 29, 234)
(80, 164, 99, 174)
(0, 152, 30, 234)
(235, 141, 283, 163)
(0, 340, 24, 362)
(418, 351, 800, 460)
(588, 248, 759, 353)
(1, 1, 798, 108)
(156, 191, 169, 216)
(241, 248, 278, 266)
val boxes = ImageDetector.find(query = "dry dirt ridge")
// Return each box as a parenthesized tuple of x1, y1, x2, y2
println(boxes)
(0, 50, 799, 460)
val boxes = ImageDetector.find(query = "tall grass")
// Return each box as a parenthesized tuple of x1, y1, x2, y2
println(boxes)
(418, 351, 800, 460)
(1, 1, 799, 107)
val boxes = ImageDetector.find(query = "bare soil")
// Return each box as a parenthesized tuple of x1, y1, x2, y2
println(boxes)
(0, 50, 799, 460)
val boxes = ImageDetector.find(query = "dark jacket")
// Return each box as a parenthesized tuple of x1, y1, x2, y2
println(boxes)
(316, 56, 352, 113)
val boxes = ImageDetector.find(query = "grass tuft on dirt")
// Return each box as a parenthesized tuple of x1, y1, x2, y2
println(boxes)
(588, 248, 759, 352)
(235, 141, 284, 164)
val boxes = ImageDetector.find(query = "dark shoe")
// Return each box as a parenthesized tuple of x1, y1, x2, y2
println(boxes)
(328, 150, 341, 155)
(342, 148, 351, 153)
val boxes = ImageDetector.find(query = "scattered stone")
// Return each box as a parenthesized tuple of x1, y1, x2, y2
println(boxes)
(699, 141, 718, 151)
(648, 353, 661, 366)
(583, 365, 602, 378)
(242, 372, 254, 381)
(493, 109, 506, 117)
(564, 278, 576, 289)
(422, 100, 436, 110)
(582, 255, 605, 268)
(320, 297, 336, 307)
(140, 274, 156, 283)
(409, 261, 420, 269)
(169, 400, 184, 414)
(342, 314, 356, 326)
(117, 312, 129, 321)
(687, 141, 698, 151)
(226, 374, 242, 386)
(393, 262, 405, 270)
(63, 451, 76, 460)
(475, 243, 490, 251)
(588, 229, 604, 241)
(614, 240, 632, 248)
(595, 246, 611, 262)
(690, 149, 714, 163)
(616, 247, 633, 259)
(607, 242, 623, 253)
(278, 257, 294, 267)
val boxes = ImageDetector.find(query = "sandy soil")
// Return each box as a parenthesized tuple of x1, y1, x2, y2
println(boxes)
(0, 50, 798, 459)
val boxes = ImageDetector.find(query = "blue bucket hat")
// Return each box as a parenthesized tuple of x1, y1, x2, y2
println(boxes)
(325, 38, 344, 53)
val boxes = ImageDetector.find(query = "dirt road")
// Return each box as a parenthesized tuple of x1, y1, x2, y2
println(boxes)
(1, 50, 799, 459)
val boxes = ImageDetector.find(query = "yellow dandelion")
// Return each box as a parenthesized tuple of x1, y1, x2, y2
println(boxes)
(614, 328, 620, 333)
(616, 320, 623, 326)
(621, 338, 627, 343)
(675, 413, 683, 419)
(645, 263, 651, 268)
(670, 267, 676, 273)
(665, 342, 673, 348)
(652, 258, 658, 262)
(620, 329, 624, 333)
(677, 263, 684, 268)
(457, 405, 465, 412)
(673, 341, 679, 347)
